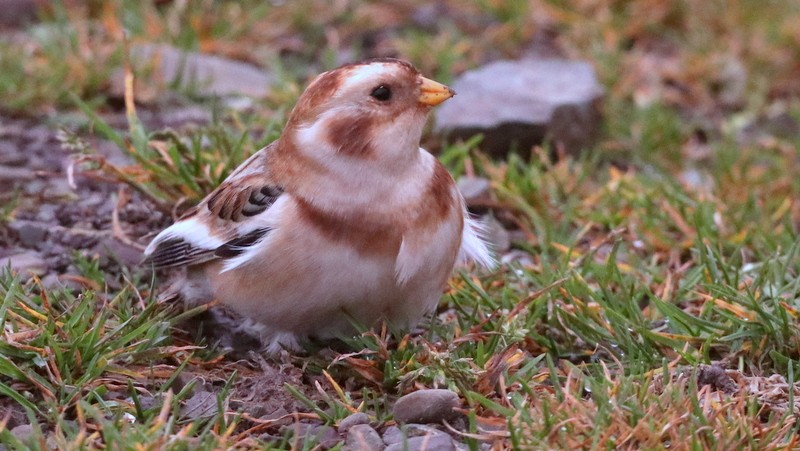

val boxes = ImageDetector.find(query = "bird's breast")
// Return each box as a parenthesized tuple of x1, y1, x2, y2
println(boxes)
(293, 196, 404, 259)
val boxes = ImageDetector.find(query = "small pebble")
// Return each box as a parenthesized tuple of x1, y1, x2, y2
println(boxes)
(382, 424, 447, 445)
(392, 389, 460, 425)
(288, 423, 339, 448)
(457, 176, 492, 208)
(385, 433, 456, 451)
(8, 220, 48, 247)
(338, 412, 370, 433)
(4, 252, 47, 276)
(344, 424, 384, 451)
(179, 391, 219, 420)
(10, 424, 33, 442)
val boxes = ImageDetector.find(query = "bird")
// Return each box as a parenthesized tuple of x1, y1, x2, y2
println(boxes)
(143, 58, 494, 354)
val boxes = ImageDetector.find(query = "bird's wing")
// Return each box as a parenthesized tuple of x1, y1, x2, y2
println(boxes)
(143, 142, 284, 269)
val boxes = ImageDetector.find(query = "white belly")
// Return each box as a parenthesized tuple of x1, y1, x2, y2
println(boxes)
(206, 210, 460, 341)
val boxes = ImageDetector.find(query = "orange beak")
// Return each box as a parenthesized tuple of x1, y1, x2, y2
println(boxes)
(418, 76, 455, 106)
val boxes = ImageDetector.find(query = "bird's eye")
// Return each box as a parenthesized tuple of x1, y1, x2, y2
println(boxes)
(370, 85, 392, 101)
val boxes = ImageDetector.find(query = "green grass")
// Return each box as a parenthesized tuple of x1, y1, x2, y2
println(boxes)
(2, 0, 800, 449)
(0, 262, 219, 448)
(71, 96, 284, 212)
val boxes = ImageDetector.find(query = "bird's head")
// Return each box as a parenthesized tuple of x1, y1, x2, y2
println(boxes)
(283, 58, 454, 166)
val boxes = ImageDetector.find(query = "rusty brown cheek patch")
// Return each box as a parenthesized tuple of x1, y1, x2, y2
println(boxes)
(326, 113, 378, 159)
(296, 198, 402, 258)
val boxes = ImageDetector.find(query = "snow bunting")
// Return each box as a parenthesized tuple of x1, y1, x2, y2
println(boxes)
(144, 58, 494, 354)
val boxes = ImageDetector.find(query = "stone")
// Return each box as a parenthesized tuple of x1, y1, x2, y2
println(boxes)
(96, 237, 144, 268)
(289, 423, 340, 448)
(392, 389, 460, 425)
(434, 59, 604, 157)
(382, 425, 404, 445)
(35, 205, 58, 223)
(0, 0, 39, 26)
(382, 424, 449, 445)
(0, 165, 34, 181)
(385, 434, 456, 451)
(110, 44, 274, 101)
(179, 391, 221, 420)
(7, 220, 48, 248)
(480, 215, 511, 254)
(741, 109, 800, 143)
(4, 252, 47, 276)
(10, 424, 33, 442)
(338, 412, 370, 433)
(130, 395, 159, 412)
(411, 4, 447, 30)
(169, 371, 215, 395)
(0, 141, 27, 167)
(344, 424, 384, 451)
(456, 176, 492, 209)
(258, 406, 293, 426)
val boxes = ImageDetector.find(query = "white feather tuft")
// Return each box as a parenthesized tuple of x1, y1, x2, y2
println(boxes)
(219, 234, 273, 273)
(459, 216, 496, 268)
(144, 217, 223, 256)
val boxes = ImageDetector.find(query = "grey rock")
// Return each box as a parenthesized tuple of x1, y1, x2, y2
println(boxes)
(258, 406, 292, 426)
(382, 424, 449, 445)
(131, 395, 160, 412)
(20, 180, 46, 197)
(314, 425, 341, 448)
(411, 4, 447, 30)
(0, 121, 25, 138)
(110, 44, 274, 100)
(44, 177, 77, 199)
(392, 389, 460, 425)
(435, 59, 604, 157)
(385, 434, 456, 451)
(93, 138, 133, 167)
(339, 412, 370, 433)
(456, 176, 492, 209)
(97, 237, 144, 267)
(289, 423, 340, 448)
(159, 106, 215, 128)
(4, 252, 47, 276)
(480, 215, 511, 254)
(0, 165, 34, 181)
(7, 220, 48, 247)
(179, 391, 221, 420)
(345, 424, 384, 451)
(0, 141, 27, 166)
(39, 274, 60, 289)
(10, 424, 33, 442)
(0, 0, 38, 26)
(501, 239, 531, 260)
(169, 372, 215, 395)
(35, 205, 58, 223)
(39, 273, 84, 292)
(382, 425, 404, 445)
(741, 109, 800, 143)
